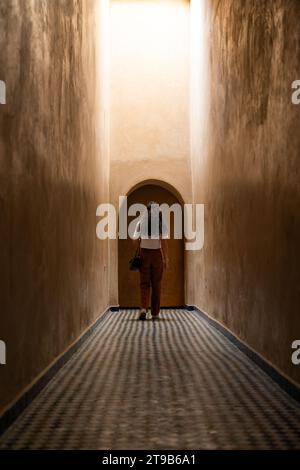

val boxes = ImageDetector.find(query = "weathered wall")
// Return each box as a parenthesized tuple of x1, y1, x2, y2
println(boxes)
(190, 0, 300, 384)
(0, 0, 110, 414)
(109, 0, 192, 304)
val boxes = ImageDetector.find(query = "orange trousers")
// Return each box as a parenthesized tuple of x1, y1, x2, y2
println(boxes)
(139, 248, 164, 317)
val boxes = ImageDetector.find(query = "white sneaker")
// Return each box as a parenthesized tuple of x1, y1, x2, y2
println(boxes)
(139, 309, 147, 321)
(151, 314, 160, 321)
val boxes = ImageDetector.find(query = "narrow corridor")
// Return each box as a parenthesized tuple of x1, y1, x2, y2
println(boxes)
(1, 310, 299, 450)
(1, 0, 300, 459)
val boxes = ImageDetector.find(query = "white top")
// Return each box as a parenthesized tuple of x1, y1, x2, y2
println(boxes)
(133, 215, 169, 249)
(141, 238, 161, 249)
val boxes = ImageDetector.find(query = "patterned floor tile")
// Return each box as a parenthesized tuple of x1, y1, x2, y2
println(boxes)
(0, 309, 299, 450)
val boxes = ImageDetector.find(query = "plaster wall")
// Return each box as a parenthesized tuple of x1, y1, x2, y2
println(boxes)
(0, 0, 110, 413)
(189, 0, 300, 385)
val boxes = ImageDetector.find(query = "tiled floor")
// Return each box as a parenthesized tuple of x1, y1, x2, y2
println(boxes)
(0, 309, 300, 450)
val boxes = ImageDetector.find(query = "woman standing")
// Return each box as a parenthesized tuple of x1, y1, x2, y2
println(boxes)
(133, 202, 169, 321)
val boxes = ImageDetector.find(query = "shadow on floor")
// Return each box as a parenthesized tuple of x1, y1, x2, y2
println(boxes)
(125, 318, 177, 323)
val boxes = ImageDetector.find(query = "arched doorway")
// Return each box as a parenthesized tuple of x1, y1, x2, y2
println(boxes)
(118, 183, 185, 307)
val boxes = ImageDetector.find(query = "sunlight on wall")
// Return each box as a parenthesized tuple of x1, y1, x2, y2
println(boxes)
(96, 0, 110, 185)
(111, 0, 189, 57)
(190, 0, 210, 200)
(110, 0, 190, 163)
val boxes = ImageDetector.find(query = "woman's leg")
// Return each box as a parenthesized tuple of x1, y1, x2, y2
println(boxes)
(150, 250, 164, 317)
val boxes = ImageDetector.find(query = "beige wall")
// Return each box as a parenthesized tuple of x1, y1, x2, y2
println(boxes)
(0, 0, 110, 414)
(109, 0, 192, 305)
(189, 0, 300, 385)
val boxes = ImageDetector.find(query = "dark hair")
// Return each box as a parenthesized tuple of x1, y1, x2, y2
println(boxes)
(146, 201, 162, 237)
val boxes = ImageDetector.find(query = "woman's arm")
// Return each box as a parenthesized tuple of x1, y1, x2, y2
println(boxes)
(161, 239, 169, 270)
(133, 237, 140, 250)
(133, 221, 141, 250)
